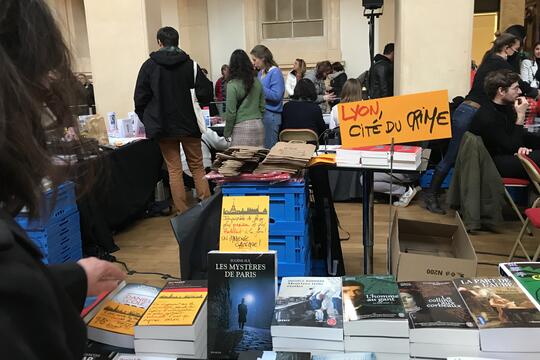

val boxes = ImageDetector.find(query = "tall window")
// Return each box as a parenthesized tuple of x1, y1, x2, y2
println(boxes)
(261, 0, 324, 39)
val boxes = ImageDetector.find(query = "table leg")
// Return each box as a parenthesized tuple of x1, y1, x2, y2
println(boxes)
(362, 170, 374, 274)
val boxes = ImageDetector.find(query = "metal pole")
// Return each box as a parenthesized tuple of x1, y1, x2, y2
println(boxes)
(362, 169, 374, 274)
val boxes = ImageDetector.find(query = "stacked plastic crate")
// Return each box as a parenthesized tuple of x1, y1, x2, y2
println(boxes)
(221, 180, 310, 279)
(16, 182, 82, 264)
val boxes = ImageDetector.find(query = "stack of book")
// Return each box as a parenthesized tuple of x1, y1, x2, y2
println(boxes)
(84, 283, 161, 349)
(336, 145, 421, 170)
(342, 275, 409, 360)
(454, 277, 540, 359)
(271, 277, 344, 354)
(398, 281, 479, 359)
(133, 280, 208, 359)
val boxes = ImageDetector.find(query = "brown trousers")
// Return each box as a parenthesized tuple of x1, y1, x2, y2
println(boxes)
(159, 137, 210, 214)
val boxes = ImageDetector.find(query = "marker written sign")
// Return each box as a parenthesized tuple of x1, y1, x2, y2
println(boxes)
(219, 196, 269, 252)
(339, 90, 451, 147)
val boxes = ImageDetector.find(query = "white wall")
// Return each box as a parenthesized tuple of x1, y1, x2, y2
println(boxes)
(160, 0, 180, 31)
(207, 0, 246, 82)
(339, 0, 372, 78)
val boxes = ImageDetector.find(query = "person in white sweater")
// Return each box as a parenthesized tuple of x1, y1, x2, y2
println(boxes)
(520, 42, 540, 88)
(285, 58, 306, 97)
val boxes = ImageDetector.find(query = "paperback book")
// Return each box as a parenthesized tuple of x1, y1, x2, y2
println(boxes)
(271, 277, 343, 341)
(453, 277, 540, 352)
(207, 251, 277, 359)
(342, 275, 407, 337)
(398, 281, 477, 346)
(86, 283, 161, 349)
(499, 262, 540, 311)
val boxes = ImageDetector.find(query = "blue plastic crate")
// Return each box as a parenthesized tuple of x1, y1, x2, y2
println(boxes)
(419, 168, 454, 189)
(269, 225, 310, 264)
(43, 247, 82, 265)
(222, 181, 307, 223)
(278, 252, 312, 278)
(16, 181, 77, 229)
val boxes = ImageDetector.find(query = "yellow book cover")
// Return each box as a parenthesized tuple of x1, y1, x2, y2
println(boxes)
(138, 280, 208, 326)
(219, 196, 269, 252)
(88, 283, 160, 335)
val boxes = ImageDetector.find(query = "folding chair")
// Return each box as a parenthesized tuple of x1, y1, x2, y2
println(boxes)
(508, 154, 540, 261)
(279, 128, 319, 149)
(502, 177, 532, 235)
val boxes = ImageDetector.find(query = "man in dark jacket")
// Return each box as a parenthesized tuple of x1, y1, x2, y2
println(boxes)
(368, 43, 394, 99)
(134, 27, 213, 214)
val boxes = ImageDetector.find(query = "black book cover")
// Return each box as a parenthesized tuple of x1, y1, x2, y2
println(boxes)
(208, 251, 277, 359)
(398, 281, 476, 329)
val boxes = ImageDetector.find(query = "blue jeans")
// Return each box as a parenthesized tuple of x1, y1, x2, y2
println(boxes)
(263, 110, 281, 149)
(435, 102, 479, 175)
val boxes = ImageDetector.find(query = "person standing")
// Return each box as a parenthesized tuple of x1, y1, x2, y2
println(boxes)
(76, 73, 96, 114)
(215, 64, 229, 101)
(134, 26, 212, 214)
(224, 49, 266, 147)
(305, 60, 336, 112)
(0, 1, 126, 358)
(368, 43, 394, 99)
(520, 42, 540, 89)
(285, 58, 306, 97)
(250, 45, 285, 149)
(238, 298, 248, 329)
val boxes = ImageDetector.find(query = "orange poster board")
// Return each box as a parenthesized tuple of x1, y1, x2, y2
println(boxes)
(339, 90, 452, 147)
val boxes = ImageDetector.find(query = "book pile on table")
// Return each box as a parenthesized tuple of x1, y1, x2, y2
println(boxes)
(398, 281, 479, 359)
(271, 277, 344, 354)
(343, 275, 409, 360)
(454, 276, 540, 359)
(212, 146, 269, 176)
(254, 142, 316, 174)
(336, 145, 421, 170)
(133, 280, 208, 359)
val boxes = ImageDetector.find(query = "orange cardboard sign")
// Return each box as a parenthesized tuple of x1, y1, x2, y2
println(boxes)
(339, 90, 451, 147)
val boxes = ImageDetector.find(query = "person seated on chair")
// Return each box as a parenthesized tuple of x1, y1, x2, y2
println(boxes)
(470, 68, 540, 179)
(281, 78, 327, 137)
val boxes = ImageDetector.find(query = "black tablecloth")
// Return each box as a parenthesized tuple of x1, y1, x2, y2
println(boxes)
(79, 139, 163, 256)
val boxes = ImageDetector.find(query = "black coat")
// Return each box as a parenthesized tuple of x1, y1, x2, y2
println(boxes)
(368, 54, 393, 99)
(330, 72, 347, 99)
(134, 49, 213, 139)
(0, 209, 88, 359)
(281, 100, 327, 136)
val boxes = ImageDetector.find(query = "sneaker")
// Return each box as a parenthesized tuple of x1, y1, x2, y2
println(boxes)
(393, 186, 421, 207)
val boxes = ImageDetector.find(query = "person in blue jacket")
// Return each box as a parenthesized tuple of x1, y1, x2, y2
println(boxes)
(250, 45, 285, 149)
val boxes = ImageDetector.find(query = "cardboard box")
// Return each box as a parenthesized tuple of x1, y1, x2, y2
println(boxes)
(390, 211, 477, 281)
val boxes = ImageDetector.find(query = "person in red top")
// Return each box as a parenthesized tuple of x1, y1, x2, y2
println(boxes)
(215, 64, 229, 102)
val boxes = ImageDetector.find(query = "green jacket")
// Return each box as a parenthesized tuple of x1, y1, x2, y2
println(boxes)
(447, 132, 505, 231)
(223, 78, 265, 138)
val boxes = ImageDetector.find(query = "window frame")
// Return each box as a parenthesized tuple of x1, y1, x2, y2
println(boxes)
(259, 0, 325, 40)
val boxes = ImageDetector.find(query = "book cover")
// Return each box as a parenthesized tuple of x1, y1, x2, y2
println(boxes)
(398, 281, 476, 329)
(453, 277, 540, 329)
(207, 251, 277, 359)
(499, 262, 540, 311)
(138, 280, 207, 327)
(88, 283, 160, 337)
(343, 275, 405, 322)
(272, 277, 343, 330)
(311, 353, 375, 360)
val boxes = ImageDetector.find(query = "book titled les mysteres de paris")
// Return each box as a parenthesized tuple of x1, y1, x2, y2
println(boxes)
(207, 251, 277, 359)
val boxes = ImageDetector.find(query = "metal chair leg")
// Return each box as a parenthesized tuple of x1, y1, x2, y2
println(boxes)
(509, 218, 531, 262)
(505, 188, 533, 236)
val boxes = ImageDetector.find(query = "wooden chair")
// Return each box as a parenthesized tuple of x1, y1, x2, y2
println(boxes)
(508, 154, 540, 262)
(279, 128, 319, 148)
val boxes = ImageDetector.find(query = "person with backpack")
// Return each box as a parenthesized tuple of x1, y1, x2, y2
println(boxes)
(368, 43, 394, 99)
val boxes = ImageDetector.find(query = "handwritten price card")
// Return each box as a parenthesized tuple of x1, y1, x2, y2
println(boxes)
(339, 90, 451, 147)
(220, 196, 270, 252)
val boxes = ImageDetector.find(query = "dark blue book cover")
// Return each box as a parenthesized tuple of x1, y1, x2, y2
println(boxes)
(207, 251, 277, 359)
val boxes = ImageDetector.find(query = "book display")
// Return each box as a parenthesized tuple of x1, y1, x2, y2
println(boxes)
(342, 275, 408, 358)
(207, 251, 277, 359)
(499, 262, 540, 311)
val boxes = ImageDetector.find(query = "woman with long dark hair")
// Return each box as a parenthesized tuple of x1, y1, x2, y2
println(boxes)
(250, 44, 285, 149)
(0, 1, 125, 357)
(224, 49, 265, 147)
(521, 42, 540, 89)
(424, 32, 539, 214)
